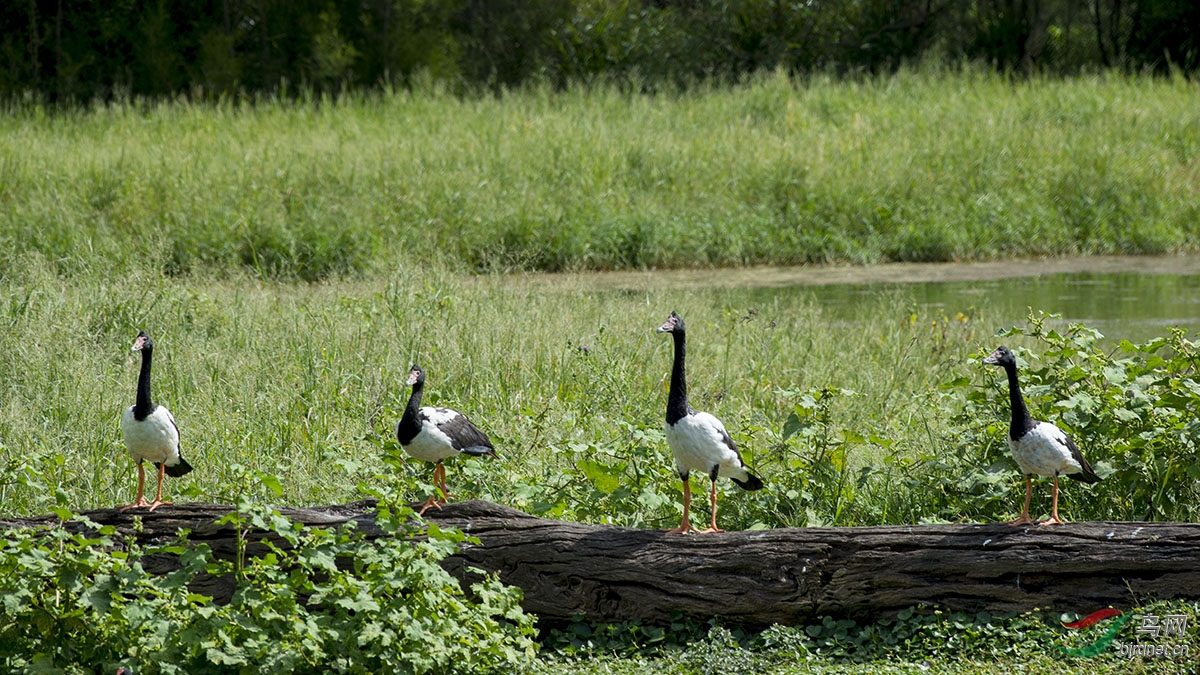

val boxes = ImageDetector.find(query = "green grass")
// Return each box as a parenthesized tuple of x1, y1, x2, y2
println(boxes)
(2, 68, 1199, 278)
(4, 252, 1198, 528)
(0, 255, 977, 520)
(4, 253, 1200, 674)
(4, 69, 1200, 673)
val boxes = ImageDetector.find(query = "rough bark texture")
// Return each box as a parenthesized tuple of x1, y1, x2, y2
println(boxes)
(5, 500, 1199, 626)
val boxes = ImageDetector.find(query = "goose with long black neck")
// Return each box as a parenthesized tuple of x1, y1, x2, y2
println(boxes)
(657, 312, 763, 534)
(120, 330, 193, 512)
(983, 345, 1101, 526)
(397, 364, 496, 515)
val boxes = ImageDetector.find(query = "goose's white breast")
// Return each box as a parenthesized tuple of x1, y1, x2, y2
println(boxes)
(665, 412, 740, 476)
(1009, 422, 1082, 476)
(121, 406, 180, 465)
(401, 407, 460, 462)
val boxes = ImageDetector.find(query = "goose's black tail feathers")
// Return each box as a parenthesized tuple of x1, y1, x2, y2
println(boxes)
(164, 454, 194, 478)
(731, 472, 764, 491)
(461, 445, 497, 458)
(1068, 464, 1102, 484)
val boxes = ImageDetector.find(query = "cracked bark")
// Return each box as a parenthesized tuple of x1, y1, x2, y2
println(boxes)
(5, 500, 1199, 626)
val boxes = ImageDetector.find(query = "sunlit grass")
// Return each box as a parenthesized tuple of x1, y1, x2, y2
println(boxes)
(2, 68, 1198, 278)
(0, 255, 995, 522)
(4, 68, 1199, 675)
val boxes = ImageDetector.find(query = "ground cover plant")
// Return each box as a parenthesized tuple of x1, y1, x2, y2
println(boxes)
(534, 598, 1200, 674)
(0, 496, 537, 674)
(2, 69, 1199, 279)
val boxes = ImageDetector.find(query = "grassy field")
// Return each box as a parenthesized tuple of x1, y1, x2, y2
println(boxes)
(4, 256, 1199, 673)
(0, 255, 983, 522)
(2, 68, 1199, 279)
(3, 70, 1200, 673)
(5, 253, 1196, 526)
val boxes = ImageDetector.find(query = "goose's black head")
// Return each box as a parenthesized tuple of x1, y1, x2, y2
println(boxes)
(656, 311, 685, 335)
(982, 345, 1016, 368)
(130, 330, 153, 353)
(406, 364, 426, 387)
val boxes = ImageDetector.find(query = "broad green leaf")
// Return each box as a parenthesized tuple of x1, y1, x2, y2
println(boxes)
(1113, 408, 1140, 422)
(782, 412, 803, 440)
(1102, 366, 1127, 385)
(578, 460, 621, 495)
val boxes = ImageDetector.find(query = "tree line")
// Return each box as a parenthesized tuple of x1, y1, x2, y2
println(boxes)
(4, 0, 1198, 103)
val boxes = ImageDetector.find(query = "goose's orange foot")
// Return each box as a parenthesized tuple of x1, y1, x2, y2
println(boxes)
(119, 499, 151, 513)
(416, 496, 443, 516)
(145, 499, 172, 512)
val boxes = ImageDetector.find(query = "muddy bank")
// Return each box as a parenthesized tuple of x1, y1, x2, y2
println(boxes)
(517, 255, 1200, 291)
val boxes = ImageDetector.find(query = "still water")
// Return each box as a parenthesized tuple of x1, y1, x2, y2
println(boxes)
(809, 272, 1200, 343)
(555, 256, 1200, 343)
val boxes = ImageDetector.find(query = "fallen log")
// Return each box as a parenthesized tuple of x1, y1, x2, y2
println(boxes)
(4, 500, 1199, 626)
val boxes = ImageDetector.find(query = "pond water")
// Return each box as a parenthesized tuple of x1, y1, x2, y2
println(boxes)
(808, 271, 1200, 343)
(543, 256, 1200, 343)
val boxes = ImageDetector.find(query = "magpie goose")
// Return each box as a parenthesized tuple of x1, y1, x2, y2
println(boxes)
(983, 345, 1101, 525)
(397, 364, 496, 515)
(657, 312, 763, 533)
(120, 330, 193, 512)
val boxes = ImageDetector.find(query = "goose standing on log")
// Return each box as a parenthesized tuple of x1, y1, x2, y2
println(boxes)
(397, 364, 496, 515)
(120, 330, 193, 512)
(983, 345, 1101, 525)
(657, 312, 763, 534)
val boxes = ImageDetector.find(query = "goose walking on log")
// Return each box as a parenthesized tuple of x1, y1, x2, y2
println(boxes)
(983, 345, 1102, 526)
(120, 330, 193, 512)
(657, 312, 764, 534)
(397, 364, 496, 515)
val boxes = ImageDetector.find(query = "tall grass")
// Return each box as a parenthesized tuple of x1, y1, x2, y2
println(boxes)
(0, 254, 991, 522)
(2, 68, 1198, 279)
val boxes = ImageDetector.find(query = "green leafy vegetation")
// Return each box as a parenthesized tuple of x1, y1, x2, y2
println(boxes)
(2, 71, 1200, 278)
(0, 497, 536, 674)
(534, 599, 1200, 674)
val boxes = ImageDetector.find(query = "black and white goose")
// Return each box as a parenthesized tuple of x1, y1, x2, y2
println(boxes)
(120, 330, 193, 512)
(983, 345, 1101, 526)
(657, 312, 763, 534)
(397, 364, 496, 515)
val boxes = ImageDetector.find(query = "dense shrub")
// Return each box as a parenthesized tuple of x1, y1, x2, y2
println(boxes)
(0, 500, 537, 674)
(4, 1, 1199, 104)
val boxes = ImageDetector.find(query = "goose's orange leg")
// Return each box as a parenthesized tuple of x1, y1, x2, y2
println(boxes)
(1005, 475, 1035, 526)
(1040, 475, 1066, 526)
(665, 478, 697, 534)
(120, 462, 151, 512)
(697, 478, 724, 533)
(417, 462, 445, 515)
(145, 463, 172, 512)
(436, 462, 457, 502)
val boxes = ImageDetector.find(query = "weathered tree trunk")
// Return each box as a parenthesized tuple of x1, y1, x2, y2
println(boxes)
(5, 500, 1200, 626)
